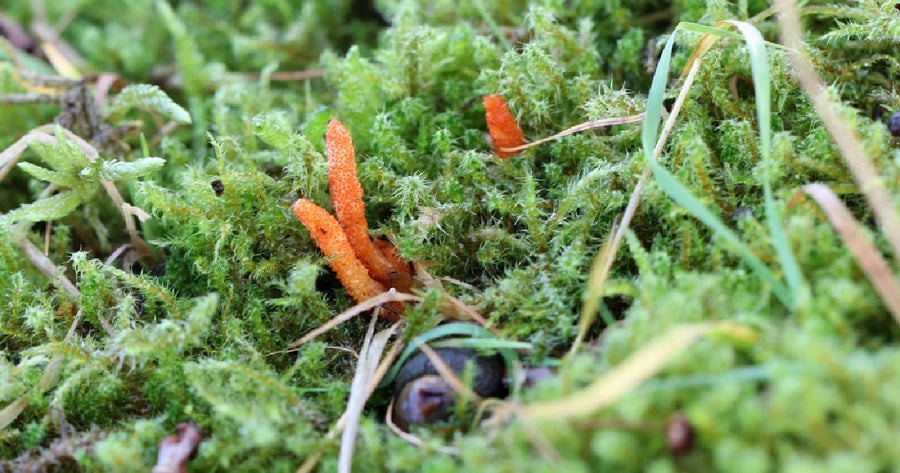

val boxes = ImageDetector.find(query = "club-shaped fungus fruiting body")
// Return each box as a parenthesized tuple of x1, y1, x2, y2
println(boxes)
(292, 198, 386, 305)
(483, 94, 526, 159)
(391, 346, 506, 432)
(292, 120, 412, 315)
(325, 120, 408, 282)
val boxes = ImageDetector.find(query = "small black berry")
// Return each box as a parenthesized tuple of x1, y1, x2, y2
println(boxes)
(210, 179, 224, 196)
(889, 111, 900, 137)
(665, 412, 695, 454)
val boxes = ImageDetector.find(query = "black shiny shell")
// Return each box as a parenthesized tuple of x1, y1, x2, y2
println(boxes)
(393, 346, 507, 399)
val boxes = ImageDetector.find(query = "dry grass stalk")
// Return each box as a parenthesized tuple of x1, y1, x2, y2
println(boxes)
(571, 217, 619, 355)
(572, 58, 703, 355)
(775, 0, 900, 266)
(287, 291, 422, 349)
(496, 322, 754, 422)
(338, 314, 398, 473)
(296, 320, 404, 473)
(502, 113, 646, 153)
(11, 232, 79, 297)
(802, 183, 900, 323)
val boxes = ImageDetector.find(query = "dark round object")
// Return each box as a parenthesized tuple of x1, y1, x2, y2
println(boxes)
(393, 375, 456, 432)
(391, 346, 506, 431)
(210, 179, 224, 196)
(889, 111, 900, 137)
(665, 412, 695, 454)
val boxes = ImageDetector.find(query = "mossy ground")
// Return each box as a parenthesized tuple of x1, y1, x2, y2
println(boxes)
(2, 0, 900, 471)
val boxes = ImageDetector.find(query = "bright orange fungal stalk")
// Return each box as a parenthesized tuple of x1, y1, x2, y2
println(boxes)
(292, 198, 386, 305)
(326, 120, 410, 281)
(483, 94, 526, 159)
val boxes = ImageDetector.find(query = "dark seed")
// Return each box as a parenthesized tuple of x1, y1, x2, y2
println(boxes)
(210, 179, 224, 196)
(889, 111, 900, 137)
(665, 412, 695, 454)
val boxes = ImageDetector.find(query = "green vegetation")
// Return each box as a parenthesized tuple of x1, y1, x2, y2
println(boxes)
(2, 0, 900, 471)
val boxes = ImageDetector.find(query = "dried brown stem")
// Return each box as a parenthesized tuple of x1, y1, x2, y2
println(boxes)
(502, 113, 646, 153)
(803, 184, 900, 324)
(776, 0, 900, 266)
(12, 231, 79, 297)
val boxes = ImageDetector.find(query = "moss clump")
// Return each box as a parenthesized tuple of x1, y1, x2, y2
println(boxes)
(2, 0, 900, 471)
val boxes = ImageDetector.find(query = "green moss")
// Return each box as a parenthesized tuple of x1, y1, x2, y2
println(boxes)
(2, 0, 900, 470)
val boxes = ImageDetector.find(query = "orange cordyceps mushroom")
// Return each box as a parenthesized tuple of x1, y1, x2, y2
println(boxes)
(293, 198, 387, 305)
(483, 94, 526, 159)
(325, 120, 411, 283)
(292, 120, 412, 316)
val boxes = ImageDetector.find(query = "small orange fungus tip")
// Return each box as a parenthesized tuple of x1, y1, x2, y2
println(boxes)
(292, 198, 386, 304)
(483, 94, 526, 159)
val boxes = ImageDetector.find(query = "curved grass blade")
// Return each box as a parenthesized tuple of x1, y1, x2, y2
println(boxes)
(514, 322, 756, 420)
(649, 159, 792, 306)
(641, 36, 675, 160)
(725, 20, 805, 308)
(642, 22, 800, 310)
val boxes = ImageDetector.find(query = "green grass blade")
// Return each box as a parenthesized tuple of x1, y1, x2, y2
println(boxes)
(430, 338, 533, 351)
(726, 20, 805, 305)
(649, 159, 792, 306)
(377, 322, 520, 388)
(641, 22, 800, 310)
(472, 0, 513, 51)
(675, 22, 789, 50)
(641, 36, 675, 160)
